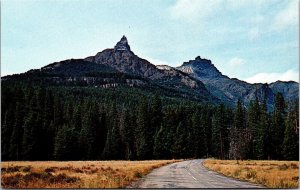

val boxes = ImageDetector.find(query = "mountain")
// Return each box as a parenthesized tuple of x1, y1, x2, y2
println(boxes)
(84, 36, 163, 79)
(177, 56, 298, 109)
(2, 36, 298, 108)
(269, 81, 299, 101)
(3, 36, 216, 103)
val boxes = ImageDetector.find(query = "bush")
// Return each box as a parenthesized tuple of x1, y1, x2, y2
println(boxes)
(22, 166, 32, 172)
(6, 166, 21, 173)
(50, 173, 78, 183)
(246, 170, 256, 179)
(290, 163, 298, 169)
(134, 171, 143, 178)
(1, 174, 22, 187)
(74, 168, 83, 173)
(45, 168, 55, 173)
(278, 164, 288, 170)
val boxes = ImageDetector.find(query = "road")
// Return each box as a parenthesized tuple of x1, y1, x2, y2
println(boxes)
(129, 159, 264, 188)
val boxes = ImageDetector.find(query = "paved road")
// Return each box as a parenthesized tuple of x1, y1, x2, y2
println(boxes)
(129, 159, 264, 188)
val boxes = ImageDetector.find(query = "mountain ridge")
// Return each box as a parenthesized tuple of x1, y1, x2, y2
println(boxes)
(2, 36, 298, 108)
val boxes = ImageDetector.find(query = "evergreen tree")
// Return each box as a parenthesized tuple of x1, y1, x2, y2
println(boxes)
(230, 100, 250, 160)
(120, 108, 136, 160)
(247, 97, 261, 159)
(190, 110, 205, 158)
(256, 98, 268, 159)
(270, 93, 285, 159)
(9, 102, 24, 160)
(202, 109, 213, 158)
(54, 125, 78, 160)
(153, 125, 168, 159)
(150, 94, 163, 135)
(136, 97, 152, 160)
(211, 104, 228, 159)
(282, 101, 299, 160)
(79, 102, 100, 159)
(22, 112, 39, 160)
(173, 122, 189, 158)
(2, 108, 15, 160)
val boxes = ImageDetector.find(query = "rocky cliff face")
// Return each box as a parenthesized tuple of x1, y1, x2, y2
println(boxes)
(177, 56, 297, 109)
(82, 36, 213, 97)
(179, 56, 224, 79)
(269, 81, 299, 101)
(84, 36, 163, 79)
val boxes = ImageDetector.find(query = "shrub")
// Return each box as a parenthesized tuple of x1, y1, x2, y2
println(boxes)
(134, 171, 142, 178)
(1, 174, 22, 187)
(278, 164, 288, 170)
(74, 168, 83, 173)
(6, 166, 21, 173)
(22, 166, 32, 172)
(290, 163, 298, 169)
(246, 170, 256, 179)
(50, 173, 78, 183)
(45, 168, 55, 173)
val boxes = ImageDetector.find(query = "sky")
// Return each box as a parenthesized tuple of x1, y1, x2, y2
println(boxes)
(2, 0, 299, 84)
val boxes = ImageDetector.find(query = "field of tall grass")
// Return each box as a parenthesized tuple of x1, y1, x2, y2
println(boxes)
(1, 160, 179, 188)
(203, 159, 299, 188)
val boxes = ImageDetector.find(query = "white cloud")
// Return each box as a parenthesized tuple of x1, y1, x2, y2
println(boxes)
(272, 0, 298, 30)
(169, 0, 223, 23)
(244, 69, 299, 84)
(169, 0, 276, 23)
(228, 57, 246, 66)
(245, 1, 297, 39)
(143, 56, 171, 66)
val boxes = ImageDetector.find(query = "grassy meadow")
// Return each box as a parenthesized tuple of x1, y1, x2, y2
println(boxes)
(1, 160, 179, 188)
(203, 159, 299, 188)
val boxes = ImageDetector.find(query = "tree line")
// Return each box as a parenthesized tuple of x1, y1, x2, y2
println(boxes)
(2, 84, 298, 161)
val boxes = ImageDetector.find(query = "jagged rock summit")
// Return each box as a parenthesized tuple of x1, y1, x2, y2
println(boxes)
(114, 35, 131, 52)
(178, 56, 224, 79)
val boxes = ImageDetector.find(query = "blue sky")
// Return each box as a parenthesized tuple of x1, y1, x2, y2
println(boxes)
(2, 0, 299, 83)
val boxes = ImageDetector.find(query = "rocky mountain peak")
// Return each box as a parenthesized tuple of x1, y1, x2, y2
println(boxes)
(114, 35, 131, 52)
(178, 56, 223, 79)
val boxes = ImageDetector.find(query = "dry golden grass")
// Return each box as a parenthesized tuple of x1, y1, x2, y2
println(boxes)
(1, 160, 180, 188)
(203, 159, 299, 188)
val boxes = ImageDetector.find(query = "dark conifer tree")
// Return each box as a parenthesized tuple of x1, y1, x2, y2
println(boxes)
(247, 97, 261, 159)
(190, 110, 205, 158)
(9, 102, 24, 160)
(173, 122, 189, 158)
(202, 109, 213, 158)
(230, 100, 250, 160)
(282, 101, 299, 160)
(211, 104, 228, 159)
(270, 93, 285, 159)
(2, 108, 15, 160)
(54, 125, 78, 160)
(136, 97, 152, 160)
(79, 101, 100, 160)
(257, 98, 268, 159)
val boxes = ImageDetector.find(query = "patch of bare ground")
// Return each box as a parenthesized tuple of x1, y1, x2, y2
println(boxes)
(1, 160, 179, 188)
(203, 159, 299, 188)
